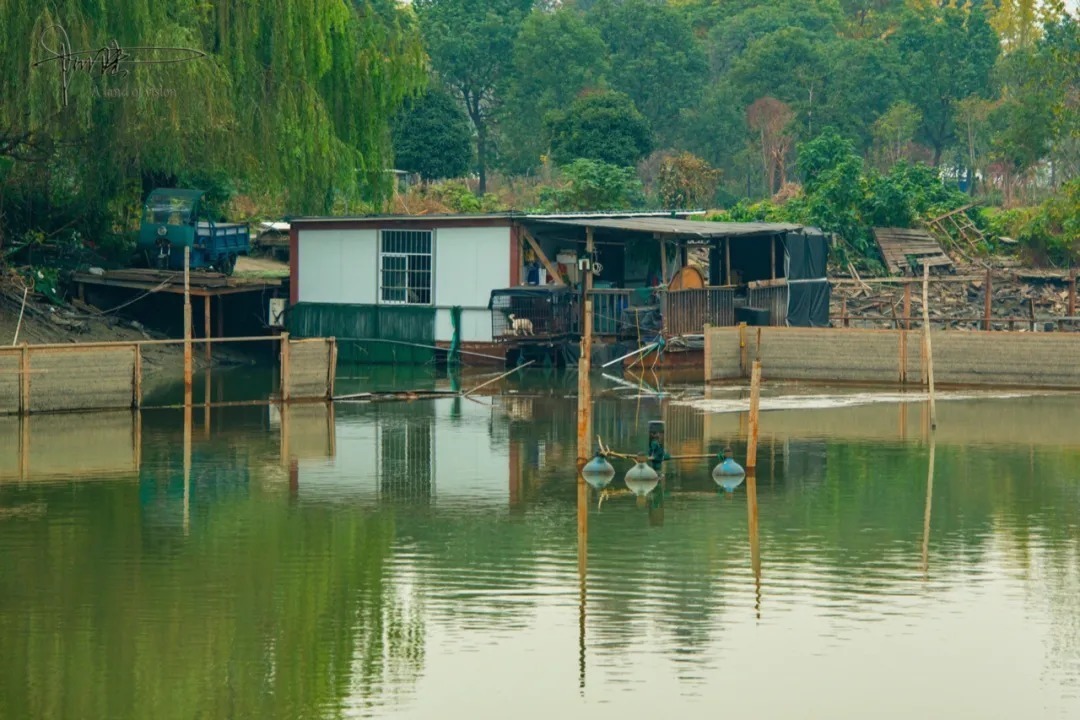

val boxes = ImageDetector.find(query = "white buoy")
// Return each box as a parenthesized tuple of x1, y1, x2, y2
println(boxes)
(712, 447, 745, 493)
(624, 454, 660, 497)
(582, 453, 616, 490)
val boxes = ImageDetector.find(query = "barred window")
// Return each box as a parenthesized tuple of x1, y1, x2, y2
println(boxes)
(380, 230, 432, 304)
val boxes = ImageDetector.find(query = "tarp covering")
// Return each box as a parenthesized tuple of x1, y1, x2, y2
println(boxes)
(783, 229, 831, 327)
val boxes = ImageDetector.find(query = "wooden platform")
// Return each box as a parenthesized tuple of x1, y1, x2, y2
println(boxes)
(72, 267, 285, 297)
(872, 227, 954, 275)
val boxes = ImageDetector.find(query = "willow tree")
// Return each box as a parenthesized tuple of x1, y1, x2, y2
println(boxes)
(0, 0, 424, 249)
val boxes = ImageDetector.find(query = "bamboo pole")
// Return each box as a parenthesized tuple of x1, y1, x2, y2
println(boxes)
(577, 299, 594, 471)
(183, 402, 191, 536)
(922, 264, 937, 431)
(279, 331, 291, 402)
(461, 359, 535, 397)
(984, 267, 992, 331)
(11, 287, 28, 346)
(770, 236, 776, 280)
(577, 465, 588, 691)
(747, 468, 761, 616)
(746, 360, 762, 471)
(921, 436, 935, 578)
(183, 246, 192, 405)
(20, 344, 30, 415)
(133, 344, 142, 408)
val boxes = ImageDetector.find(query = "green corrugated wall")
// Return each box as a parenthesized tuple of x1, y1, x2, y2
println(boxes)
(287, 303, 436, 364)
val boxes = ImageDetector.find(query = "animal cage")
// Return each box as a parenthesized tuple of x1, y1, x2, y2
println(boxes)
(489, 286, 576, 342)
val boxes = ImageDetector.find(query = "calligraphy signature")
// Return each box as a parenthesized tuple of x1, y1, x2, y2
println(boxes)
(32, 24, 206, 106)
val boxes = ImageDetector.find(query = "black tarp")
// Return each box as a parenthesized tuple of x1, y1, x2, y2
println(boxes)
(783, 229, 831, 327)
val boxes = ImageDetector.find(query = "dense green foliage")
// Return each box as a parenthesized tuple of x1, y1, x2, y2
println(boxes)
(1, 1, 1077, 270)
(545, 91, 652, 168)
(392, 86, 473, 181)
(0, 0, 425, 258)
(408, 0, 1078, 264)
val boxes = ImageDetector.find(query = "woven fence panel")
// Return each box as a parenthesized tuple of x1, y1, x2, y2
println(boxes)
(0, 350, 19, 415)
(29, 346, 135, 413)
(287, 340, 331, 400)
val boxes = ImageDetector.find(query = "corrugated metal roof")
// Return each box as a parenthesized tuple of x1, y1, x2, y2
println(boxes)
(534, 217, 801, 237)
(291, 210, 708, 226)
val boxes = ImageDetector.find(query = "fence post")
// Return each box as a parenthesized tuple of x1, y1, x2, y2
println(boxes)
(279, 332, 291, 402)
(904, 282, 912, 330)
(326, 337, 338, 400)
(738, 322, 748, 377)
(746, 360, 762, 471)
(703, 324, 712, 385)
(984, 267, 992, 331)
(133, 344, 143, 409)
(20, 344, 30, 415)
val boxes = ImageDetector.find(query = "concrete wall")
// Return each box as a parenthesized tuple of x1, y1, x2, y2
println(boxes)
(297, 229, 378, 305)
(706, 326, 1080, 389)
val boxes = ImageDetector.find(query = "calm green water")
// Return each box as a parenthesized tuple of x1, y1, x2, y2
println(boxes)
(2, 380, 1079, 719)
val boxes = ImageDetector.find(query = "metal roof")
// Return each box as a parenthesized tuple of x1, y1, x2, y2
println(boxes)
(290, 210, 706, 225)
(532, 217, 802, 238)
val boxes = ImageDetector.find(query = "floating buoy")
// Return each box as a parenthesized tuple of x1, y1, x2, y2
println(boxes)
(624, 454, 660, 498)
(582, 453, 616, 490)
(712, 447, 745, 493)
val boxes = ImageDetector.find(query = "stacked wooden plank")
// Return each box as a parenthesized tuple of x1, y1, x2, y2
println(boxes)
(872, 227, 954, 275)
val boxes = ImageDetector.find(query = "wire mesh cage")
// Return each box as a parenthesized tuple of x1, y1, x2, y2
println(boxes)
(489, 287, 576, 342)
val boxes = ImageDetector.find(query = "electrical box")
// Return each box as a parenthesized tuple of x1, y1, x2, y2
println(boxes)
(269, 298, 286, 327)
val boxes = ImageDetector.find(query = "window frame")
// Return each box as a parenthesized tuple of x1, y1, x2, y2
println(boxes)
(378, 229, 434, 306)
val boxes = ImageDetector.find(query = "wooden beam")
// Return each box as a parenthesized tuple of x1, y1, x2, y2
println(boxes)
(770, 236, 776, 280)
(520, 226, 565, 286)
(204, 295, 212, 363)
(724, 238, 731, 286)
(657, 233, 668, 285)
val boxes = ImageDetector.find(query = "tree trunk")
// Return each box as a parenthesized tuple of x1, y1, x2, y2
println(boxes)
(476, 122, 488, 194)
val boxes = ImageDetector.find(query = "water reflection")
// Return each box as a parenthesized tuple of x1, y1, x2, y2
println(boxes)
(1, 387, 1080, 718)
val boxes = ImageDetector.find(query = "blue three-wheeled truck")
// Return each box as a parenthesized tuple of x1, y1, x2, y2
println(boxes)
(137, 188, 250, 275)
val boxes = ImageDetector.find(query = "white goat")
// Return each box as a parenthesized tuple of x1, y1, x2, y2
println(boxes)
(507, 313, 534, 336)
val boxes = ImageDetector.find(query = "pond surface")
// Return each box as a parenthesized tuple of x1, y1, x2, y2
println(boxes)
(1, 375, 1079, 719)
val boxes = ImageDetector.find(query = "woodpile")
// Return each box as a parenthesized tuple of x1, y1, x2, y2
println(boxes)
(832, 258, 1077, 331)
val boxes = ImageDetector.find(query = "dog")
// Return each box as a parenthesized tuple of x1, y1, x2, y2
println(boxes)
(507, 313, 534, 336)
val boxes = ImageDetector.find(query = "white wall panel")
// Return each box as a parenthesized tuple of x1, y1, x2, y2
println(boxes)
(297, 229, 377, 304)
(433, 227, 510, 308)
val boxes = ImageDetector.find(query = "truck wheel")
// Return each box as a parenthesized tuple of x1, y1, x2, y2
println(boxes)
(222, 254, 236, 276)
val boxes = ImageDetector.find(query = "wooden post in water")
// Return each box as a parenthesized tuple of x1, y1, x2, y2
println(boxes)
(183, 246, 193, 405)
(922, 264, 937, 431)
(747, 467, 761, 618)
(577, 228, 595, 471)
(984, 267, 992, 331)
(183, 401, 192, 536)
(746, 360, 762, 471)
(577, 468, 588, 691)
(279, 332, 291, 402)
(921, 436, 935, 579)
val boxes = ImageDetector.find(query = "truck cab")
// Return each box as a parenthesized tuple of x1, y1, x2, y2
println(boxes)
(138, 188, 250, 275)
